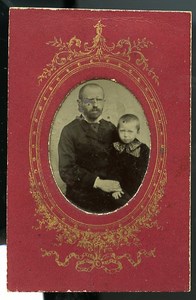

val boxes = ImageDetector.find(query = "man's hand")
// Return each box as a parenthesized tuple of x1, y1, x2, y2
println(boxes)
(112, 191, 124, 200)
(94, 178, 122, 193)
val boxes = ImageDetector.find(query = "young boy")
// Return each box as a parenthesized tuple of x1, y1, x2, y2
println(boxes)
(109, 114, 150, 200)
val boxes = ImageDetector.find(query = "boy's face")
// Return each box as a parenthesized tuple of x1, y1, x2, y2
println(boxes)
(118, 120, 139, 144)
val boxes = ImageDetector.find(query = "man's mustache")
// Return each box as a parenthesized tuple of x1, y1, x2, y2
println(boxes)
(91, 108, 101, 112)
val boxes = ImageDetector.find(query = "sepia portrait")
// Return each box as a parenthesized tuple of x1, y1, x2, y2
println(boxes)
(49, 79, 151, 214)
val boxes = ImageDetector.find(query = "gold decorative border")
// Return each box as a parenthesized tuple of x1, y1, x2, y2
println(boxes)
(29, 21, 167, 272)
(38, 20, 159, 86)
(40, 248, 156, 273)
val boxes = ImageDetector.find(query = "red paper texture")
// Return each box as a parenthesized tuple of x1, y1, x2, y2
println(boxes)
(7, 8, 191, 292)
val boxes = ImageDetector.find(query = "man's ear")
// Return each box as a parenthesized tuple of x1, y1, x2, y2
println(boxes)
(77, 99, 83, 113)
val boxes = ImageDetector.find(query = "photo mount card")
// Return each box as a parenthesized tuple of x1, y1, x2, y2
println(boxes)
(8, 8, 191, 292)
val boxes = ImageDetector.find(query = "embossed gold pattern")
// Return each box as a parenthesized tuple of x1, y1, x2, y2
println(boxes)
(40, 248, 156, 273)
(38, 20, 159, 85)
(30, 170, 166, 251)
(29, 20, 167, 272)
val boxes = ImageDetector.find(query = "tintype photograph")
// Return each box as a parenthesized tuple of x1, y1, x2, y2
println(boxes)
(49, 79, 150, 213)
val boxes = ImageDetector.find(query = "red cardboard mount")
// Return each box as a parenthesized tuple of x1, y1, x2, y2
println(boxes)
(8, 8, 191, 292)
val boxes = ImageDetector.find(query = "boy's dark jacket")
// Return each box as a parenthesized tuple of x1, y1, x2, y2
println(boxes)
(109, 139, 150, 198)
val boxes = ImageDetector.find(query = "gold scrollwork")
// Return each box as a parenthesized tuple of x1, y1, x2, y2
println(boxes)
(29, 169, 166, 272)
(41, 248, 156, 274)
(38, 20, 159, 85)
(30, 171, 167, 249)
(29, 172, 141, 250)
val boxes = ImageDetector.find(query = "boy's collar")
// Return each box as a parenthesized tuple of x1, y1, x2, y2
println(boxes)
(113, 139, 141, 157)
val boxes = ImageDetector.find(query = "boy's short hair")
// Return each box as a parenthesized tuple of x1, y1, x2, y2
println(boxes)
(118, 114, 140, 131)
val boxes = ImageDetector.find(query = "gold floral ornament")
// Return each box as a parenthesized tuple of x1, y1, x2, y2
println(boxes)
(29, 169, 166, 272)
(38, 20, 159, 85)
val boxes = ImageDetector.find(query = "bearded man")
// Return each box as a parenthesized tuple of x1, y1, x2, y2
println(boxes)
(58, 83, 124, 213)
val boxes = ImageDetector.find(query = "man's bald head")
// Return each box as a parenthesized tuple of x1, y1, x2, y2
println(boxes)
(78, 83, 105, 100)
(77, 83, 105, 122)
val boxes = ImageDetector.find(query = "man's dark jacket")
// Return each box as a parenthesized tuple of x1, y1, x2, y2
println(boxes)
(58, 117, 126, 213)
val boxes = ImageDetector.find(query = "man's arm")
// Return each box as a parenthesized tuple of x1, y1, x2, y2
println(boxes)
(58, 126, 121, 192)
(58, 126, 97, 188)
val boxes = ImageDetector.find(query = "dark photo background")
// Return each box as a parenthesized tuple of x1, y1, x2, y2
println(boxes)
(0, 0, 195, 299)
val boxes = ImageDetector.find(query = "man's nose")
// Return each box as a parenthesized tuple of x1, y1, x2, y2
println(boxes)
(92, 100, 98, 107)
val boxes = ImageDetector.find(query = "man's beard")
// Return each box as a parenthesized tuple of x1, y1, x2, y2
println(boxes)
(88, 108, 102, 120)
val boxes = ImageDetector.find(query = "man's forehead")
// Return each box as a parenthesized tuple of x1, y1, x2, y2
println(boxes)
(82, 85, 104, 96)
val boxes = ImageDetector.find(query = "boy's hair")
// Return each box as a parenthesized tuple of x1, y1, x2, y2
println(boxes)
(117, 114, 140, 131)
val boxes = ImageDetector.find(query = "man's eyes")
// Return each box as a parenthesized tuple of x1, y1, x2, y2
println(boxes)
(83, 98, 103, 103)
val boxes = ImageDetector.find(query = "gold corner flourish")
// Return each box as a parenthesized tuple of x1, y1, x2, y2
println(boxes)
(38, 20, 159, 85)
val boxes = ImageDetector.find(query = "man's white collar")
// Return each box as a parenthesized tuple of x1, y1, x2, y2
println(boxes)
(81, 114, 102, 124)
